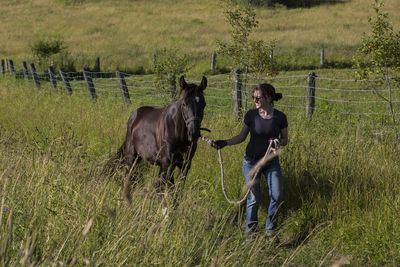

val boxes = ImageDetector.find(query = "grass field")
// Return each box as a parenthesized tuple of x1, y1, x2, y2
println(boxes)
(0, 0, 399, 73)
(1, 0, 400, 266)
(1, 70, 400, 265)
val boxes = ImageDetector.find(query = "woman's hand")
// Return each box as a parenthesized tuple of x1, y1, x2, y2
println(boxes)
(211, 140, 227, 150)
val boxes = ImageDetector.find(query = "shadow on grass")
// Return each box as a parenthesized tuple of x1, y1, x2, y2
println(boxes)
(221, 167, 333, 248)
(278, 169, 333, 248)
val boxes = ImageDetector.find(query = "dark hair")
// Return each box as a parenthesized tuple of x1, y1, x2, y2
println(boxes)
(254, 83, 282, 101)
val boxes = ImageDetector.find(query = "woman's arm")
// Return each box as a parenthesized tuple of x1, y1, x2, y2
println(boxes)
(225, 125, 250, 146)
(280, 127, 288, 146)
(212, 125, 249, 149)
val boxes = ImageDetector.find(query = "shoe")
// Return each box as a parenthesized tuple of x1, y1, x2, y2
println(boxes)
(245, 231, 258, 243)
(265, 229, 275, 237)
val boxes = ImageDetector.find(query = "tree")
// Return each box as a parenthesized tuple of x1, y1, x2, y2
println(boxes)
(217, 0, 276, 76)
(217, 0, 277, 113)
(354, 0, 400, 124)
(152, 48, 192, 100)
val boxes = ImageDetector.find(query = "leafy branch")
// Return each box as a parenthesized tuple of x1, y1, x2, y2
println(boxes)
(354, 0, 400, 125)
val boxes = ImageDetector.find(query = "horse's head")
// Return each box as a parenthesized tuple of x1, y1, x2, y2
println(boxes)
(179, 75, 207, 142)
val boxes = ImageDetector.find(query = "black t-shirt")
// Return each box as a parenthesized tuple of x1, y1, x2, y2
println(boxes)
(244, 108, 288, 160)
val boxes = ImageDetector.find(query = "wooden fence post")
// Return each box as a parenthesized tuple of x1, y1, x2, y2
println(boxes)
(307, 72, 317, 119)
(94, 57, 100, 72)
(232, 69, 243, 119)
(8, 59, 15, 77)
(22, 62, 30, 79)
(211, 52, 216, 74)
(116, 71, 131, 105)
(1, 60, 5, 77)
(320, 48, 325, 67)
(59, 70, 72, 95)
(168, 74, 176, 99)
(269, 49, 275, 73)
(30, 63, 41, 88)
(83, 67, 97, 100)
(269, 49, 274, 63)
(48, 66, 57, 91)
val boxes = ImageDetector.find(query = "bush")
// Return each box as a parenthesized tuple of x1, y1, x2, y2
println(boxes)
(245, 0, 346, 8)
(30, 35, 75, 72)
(31, 36, 66, 60)
(152, 48, 192, 99)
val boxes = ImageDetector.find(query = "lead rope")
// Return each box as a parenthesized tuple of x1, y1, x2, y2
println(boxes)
(201, 137, 281, 205)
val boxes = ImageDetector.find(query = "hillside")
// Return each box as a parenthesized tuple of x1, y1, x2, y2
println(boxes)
(0, 0, 399, 73)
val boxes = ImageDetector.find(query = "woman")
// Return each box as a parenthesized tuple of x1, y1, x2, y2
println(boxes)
(212, 83, 288, 240)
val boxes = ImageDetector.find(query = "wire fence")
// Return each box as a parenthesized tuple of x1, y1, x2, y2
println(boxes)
(243, 72, 400, 121)
(1, 58, 400, 122)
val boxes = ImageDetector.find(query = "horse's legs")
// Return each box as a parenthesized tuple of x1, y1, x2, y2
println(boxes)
(154, 159, 175, 193)
(177, 160, 191, 181)
(173, 147, 197, 207)
(167, 160, 191, 208)
(177, 145, 197, 185)
(123, 154, 142, 204)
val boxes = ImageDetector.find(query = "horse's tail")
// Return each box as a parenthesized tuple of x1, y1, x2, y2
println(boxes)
(102, 144, 124, 177)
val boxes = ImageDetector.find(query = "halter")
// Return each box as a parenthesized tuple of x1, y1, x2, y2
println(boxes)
(183, 116, 201, 125)
(180, 97, 202, 128)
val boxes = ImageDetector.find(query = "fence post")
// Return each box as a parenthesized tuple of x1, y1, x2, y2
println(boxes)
(48, 66, 57, 91)
(59, 70, 73, 95)
(83, 67, 97, 100)
(269, 49, 274, 63)
(1, 60, 5, 77)
(307, 72, 317, 119)
(94, 57, 100, 72)
(168, 74, 176, 99)
(8, 59, 15, 77)
(22, 62, 30, 79)
(116, 71, 131, 105)
(232, 69, 243, 119)
(320, 48, 325, 67)
(30, 63, 41, 88)
(211, 52, 216, 74)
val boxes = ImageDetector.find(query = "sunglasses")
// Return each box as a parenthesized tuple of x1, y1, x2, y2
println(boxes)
(252, 96, 264, 102)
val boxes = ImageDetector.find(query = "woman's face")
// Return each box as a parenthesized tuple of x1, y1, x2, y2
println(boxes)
(252, 89, 271, 109)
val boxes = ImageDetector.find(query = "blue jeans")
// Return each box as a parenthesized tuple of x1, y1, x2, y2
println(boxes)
(242, 156, 283, 236)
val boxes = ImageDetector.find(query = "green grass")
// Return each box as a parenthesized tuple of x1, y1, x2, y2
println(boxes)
(1, 0, 400, 264)
(0, 0, 399, 74)
(1, 71, 400, 265)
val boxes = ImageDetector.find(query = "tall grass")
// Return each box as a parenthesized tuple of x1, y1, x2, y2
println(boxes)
(1, 73, 400, 265)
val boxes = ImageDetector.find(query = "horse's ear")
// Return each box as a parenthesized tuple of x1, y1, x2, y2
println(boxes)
(200, 76, 207, 91)
(179, 75, 187, 90)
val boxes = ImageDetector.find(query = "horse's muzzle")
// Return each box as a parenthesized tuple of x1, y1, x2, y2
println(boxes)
(188, 129, 201, 142)
(188, 122, 201, 142)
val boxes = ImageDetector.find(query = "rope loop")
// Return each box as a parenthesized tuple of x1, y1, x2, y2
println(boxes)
(201, 136, 281, 205)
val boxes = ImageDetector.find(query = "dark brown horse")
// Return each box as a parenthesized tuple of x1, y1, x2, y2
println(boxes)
(117, 75, 207, 202)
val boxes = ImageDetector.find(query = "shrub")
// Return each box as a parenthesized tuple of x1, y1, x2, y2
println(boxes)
(244, 0, 346, 8)
(152, 48, 192, 99)
(30, 35, 75, 72)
